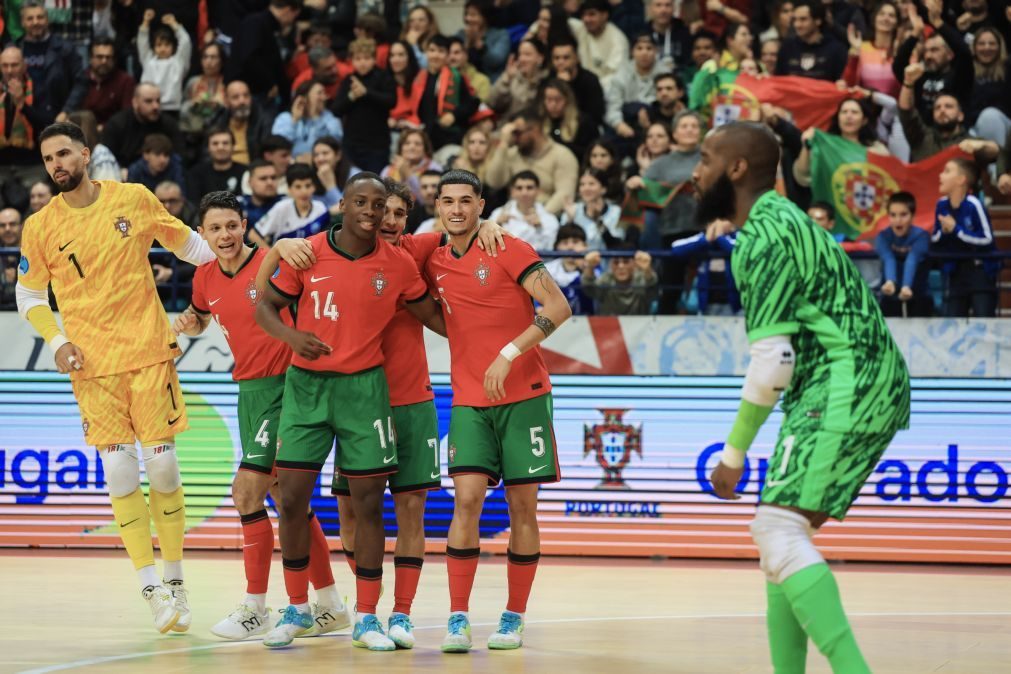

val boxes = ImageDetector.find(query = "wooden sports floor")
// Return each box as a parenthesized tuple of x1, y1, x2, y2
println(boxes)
(2, 551, 1008, 674)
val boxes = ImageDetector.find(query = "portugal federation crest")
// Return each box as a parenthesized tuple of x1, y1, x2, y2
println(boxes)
(82, 419, 89, 436)
(584, 408, 642, 489)
(114, 216, 132, 238)
(245, 279, 258, 306)
(371, 270, 388, 296)
(474, 261, 490, 286)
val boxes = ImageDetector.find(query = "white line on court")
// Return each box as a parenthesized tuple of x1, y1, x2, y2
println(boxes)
(18, 610, 1011, 673)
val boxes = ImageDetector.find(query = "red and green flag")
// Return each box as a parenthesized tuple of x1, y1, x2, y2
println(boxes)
(618, 178, 692, 230)
(808, 129, 969, 241)
(690, 69, 858, 131)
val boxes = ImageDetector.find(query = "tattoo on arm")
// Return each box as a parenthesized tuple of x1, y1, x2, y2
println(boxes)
(534, 314, 556, 337)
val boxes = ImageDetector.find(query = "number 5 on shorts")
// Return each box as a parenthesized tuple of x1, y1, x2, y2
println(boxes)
(530, 426, 545, 457)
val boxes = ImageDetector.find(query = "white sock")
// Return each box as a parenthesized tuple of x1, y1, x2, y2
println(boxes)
(450, 611, 469, 619)
(138, 565, 160, 590)
(315, 584, 343, 609)
(357, 611, 375, 620)
(292, 602, 310, 614)
(163, 560, 184, 583)
(245, 594, 267, 612)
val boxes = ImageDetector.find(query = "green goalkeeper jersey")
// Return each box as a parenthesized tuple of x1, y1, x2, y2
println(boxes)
(731, 190, 911, 434)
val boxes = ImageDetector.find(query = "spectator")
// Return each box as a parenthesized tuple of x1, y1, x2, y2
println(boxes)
(682, 29, 719, 83)
(954, 0, 1009, 38)
(0, 207, 22, 310)
(969, 27, 1011, 147)
(488, 38, 548, 119)
(208, 81, 275, 167)
(285, 22, 333, 86)
(774, 0, 847, 81)
(540, 78, 597, 163)
(760, 38, 781, 74)
(795, 98, 889, 187)
(548, 38, 606, 130)
(875, 191, 932, 316)
(126, 133, 186, 195)
(607, 33, 666, 140)
(448, 36, 491, 102)
(701, 0, 751, 41)
(333, 38, 397, 174)
(561, 167, 624, 250)
(0, 46, 49, 194)
(82, 36, 135, 128)
(154, 180, 198, 229)
(225, 0, 303, 110)
(459, 0, 511, 81)
(249, 162, 330, 247)
(188, 128, 248, 200)
(15, 0, 87, 125)
(181, 43, 228, 134)
(290, 46, 345, 100)
(407, 34, 480, 149)
(66, 109, 121, 182)
(137, 10, 192, 113)
(353, 13, 392, 68)
(648, 73, 688, 128)
(932, 157, 998, 317)
(311, 136, 361, 210)
(545, 224, 593, 315)
(524, 4, 579, 48)
(718, 22, 754, 71)
(240, 160, 282, 234)
(634, 122, 674, 177)
(101, 82, 183, 167)
(490, 170, 560, 251)
(807, 201, 841, 235)
(27, 181, 54, 215)
(402, 5, 441, 67)
(387, 39, 423, 131)
(407, 169, 443, 233)
(272, 79, 344, 158)
(486, 106, 580, 214)
(451, 126, 493, 184)
(668, 219, 740, 315)
(892, 1, 973, 122)
(583, 140, 625, 201)
(759, 0, 794, 44)
(899, 65, 1000, 162)
(645, 0, 693, 72)
(571, 0, 629, 90)
(841, 1, 900, 98)
(382, 128, 443, 201)
(248, 134, 294, 196)
(581, 246, 659, 315)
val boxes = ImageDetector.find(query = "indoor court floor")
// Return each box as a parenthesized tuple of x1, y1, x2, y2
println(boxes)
(2, 551, 1008, 674)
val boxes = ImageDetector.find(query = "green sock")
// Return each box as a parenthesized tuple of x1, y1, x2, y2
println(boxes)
(766, 581, 808, 674)
(781, 564, 871, 674)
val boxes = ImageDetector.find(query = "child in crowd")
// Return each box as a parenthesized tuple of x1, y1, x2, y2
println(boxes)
(875, 191, 933, 317)
(138, 10, 192, 112)
(248, 163, 330, 246)
(127, 134, 186, 195)
(333, 38, 397, 174)
(581, 244, 659, 315)
(545, 225, 593, 315)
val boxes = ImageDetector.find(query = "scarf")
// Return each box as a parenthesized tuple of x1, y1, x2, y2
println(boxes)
(408, 66, 467, 124)
(0, 76, 35, 150)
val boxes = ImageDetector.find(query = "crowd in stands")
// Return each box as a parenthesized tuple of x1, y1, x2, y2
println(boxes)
(0, 0, 1009, 318)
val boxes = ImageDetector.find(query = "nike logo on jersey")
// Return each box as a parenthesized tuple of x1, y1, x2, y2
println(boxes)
(430, 471, 440, 480)
(310, 275, 333, 283)
(246, 453, 266, 459)
(383, 455, 396, 464)
(119, 517, 140, 527)
(163, 507, 182, 516)
(436, 273, 449, 280)
(528, 465, 548, 474)
(168, 415, 181, 425)
(58, 240, 75, 251)
(209, 298, 222, 306)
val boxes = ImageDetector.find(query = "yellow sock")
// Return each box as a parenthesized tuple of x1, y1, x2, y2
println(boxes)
(110, 488, 155, 570)
(149, 487, 186, 563)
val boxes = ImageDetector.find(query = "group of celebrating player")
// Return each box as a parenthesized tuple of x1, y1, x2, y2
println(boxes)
(16, 119, 909, 672)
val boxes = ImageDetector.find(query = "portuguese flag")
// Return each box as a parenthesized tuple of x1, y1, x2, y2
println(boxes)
(690, 69, 857, 131)
(808, 130, 969, 241)
(619, 178, 692, 230)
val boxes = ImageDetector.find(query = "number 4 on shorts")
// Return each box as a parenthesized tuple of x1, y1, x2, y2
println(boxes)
(255, 420, 271, 448)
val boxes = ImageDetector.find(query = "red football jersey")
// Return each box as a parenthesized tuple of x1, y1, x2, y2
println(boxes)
(425, 234, 551, 407)
(382, 232, 445, 407)
(269, 228, 429, 374)
(191, 247, 292, 381)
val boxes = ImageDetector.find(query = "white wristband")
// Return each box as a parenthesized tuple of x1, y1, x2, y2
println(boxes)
(48, 334, 70, 354)
(719, 443, 746, 469)
(499, 342, 521, 362)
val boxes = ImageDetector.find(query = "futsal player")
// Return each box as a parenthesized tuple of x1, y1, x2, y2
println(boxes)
(695, 122, 910, 674)
(15, 122, 219, 633)
(255, 172, 447, 651)
(173, 191, 351, 640)
(425, 170, 572, 652)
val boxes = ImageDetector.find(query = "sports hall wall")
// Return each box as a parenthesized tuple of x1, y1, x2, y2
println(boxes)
(2, 316, 1009, 564)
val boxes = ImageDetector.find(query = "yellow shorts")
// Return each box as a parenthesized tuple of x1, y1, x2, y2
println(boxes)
(71, 360, 189, 447)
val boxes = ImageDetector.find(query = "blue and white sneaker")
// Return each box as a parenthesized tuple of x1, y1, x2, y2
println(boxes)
(352, 614, 395, 651)
(387, 612, 416, 649)
(487, 611, 524, 650)
(263, 605, 313, 648)
(440, 612, 473, 653)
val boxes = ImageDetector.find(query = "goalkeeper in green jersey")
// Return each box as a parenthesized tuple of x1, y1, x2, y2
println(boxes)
(693, 122, 910, 674)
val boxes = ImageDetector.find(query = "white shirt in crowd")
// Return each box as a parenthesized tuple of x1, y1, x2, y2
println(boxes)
(489, 200, 560, 252)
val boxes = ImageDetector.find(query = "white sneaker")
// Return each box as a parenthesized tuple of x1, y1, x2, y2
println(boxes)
(487, 610, 524, 650)
(263, 606, 314, 649)
(440, 613, 473, 653)
(210, 604, 271, 640)
(387, 612, 416, 649)
(351, 614, 396, 651)
(300, 599, 353, 637)
(142, 585, 180, 634)
(165, 580, 191, 632)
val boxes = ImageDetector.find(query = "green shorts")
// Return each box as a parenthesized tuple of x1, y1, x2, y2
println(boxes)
(237, 374, 286, 475)
(760, 408, 898, 521)
(447, 393, 559, 487)
(276, 365, 398, 477)
(332, 399, 440, 496)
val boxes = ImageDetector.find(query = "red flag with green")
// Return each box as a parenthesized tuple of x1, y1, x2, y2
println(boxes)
(808, 130, 969, 241)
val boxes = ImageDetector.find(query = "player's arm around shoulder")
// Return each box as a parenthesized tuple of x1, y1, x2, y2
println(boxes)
(253, 238, 316, 294)
(396, 245, 448, 337)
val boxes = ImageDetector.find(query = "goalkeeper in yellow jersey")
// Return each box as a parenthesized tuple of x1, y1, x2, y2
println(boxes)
(16, 122, 219, 634)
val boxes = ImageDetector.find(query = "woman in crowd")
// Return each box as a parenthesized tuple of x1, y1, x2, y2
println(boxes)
(540, 78, 597, 163)
(582, 140, 625, 202)
(181, 42, 227, 133)
(795, 97, 889, 188)
(382, 129, 443, 201)
(312, 136, 360, 213)
(460, 0, 511, 81)
(561, 168, 626, 250)
(387, 39, 423, 130)
(634, 122, 674, 176)
(451, 126, 493, 184)
(968, 27, 1011, 139)
(841, 1, 901, 97)
(487, 38, 548, 119)
(402, 5, 440, 67)
(272, 79, 343, 158)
